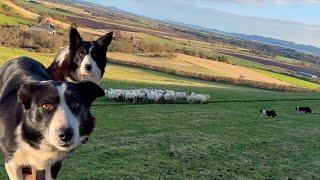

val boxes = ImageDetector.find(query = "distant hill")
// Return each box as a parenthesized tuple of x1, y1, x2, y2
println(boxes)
(229, 34, 320, 55)
(48, 0, 320, 59)
(164, 20, 320, 55)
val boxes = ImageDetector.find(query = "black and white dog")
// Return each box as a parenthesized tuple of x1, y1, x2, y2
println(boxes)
(295, 106, 312, 114)
(0, 57, 104, 179)
(260, 109, 278, 117)
(47, 27, 113, 84)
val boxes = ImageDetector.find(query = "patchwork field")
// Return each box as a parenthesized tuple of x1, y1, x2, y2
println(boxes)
(0, 47, 320, 179)
(109, 52, 320, 89)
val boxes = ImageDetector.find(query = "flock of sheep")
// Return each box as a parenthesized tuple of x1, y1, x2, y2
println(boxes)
(105, 88, 211, 104)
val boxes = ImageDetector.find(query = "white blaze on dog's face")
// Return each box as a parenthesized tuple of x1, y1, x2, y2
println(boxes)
(47, 83, 80, 151)
(67, 28, 113, 84)
(18, 81, 105, 152)
(77, 46, 102, 84)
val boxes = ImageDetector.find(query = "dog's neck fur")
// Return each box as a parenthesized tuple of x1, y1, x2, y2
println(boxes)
(47, 47, 79, 82)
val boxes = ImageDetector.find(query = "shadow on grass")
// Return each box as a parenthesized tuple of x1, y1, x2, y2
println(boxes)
(93, 98, 320, 107)
(214, 98, 320, 104)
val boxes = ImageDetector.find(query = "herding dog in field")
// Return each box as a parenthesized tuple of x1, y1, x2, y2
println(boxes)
(295, 106, 312, 114)
(0, 57, 104, 179)
(260, 109, 278, 118)
(47, 27, 113, 84)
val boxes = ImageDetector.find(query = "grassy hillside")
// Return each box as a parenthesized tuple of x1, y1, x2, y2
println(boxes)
(109, 53, 288, 85)
(254, 68, 320, 89)
(0, 13, 32, 25)
(0, 46, 318, 90)
(14, 0, 75, 17)
(1, 47, 320, 179)
(0, 46, 53, 66)
(109, 52, 320, 89)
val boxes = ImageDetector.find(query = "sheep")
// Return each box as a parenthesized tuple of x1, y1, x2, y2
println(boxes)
(106, 89, 123, 101)
(147, 91, 164, 103)
(164, 91, 176, 104)
(175, 91, 187, 101)
(187, 93, 210, 104)
(136, 92, 148, 103)
(106, 88, 211, 104)
(124, 90, 138, 103)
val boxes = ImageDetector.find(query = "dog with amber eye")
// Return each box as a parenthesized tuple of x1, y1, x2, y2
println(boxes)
(0, 56, 105, 180)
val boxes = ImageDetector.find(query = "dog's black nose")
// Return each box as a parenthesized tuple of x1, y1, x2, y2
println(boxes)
(85, 64, 92, 72)
(59, 128, 74, 142)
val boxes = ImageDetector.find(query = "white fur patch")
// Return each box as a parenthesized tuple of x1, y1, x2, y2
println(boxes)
(55, 47, 70, 66)
(10, 125, 69, 171)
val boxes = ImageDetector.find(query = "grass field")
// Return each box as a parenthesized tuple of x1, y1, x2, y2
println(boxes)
(14, 0, 75, 17)
(0, 13, 32, 26)
(254, 68, 320, 90)
(0, 47, 320, 179)
(109, 52, 320, 88)
(109, 53, 290, 85)
(275, 55, 313, 67)
(0, 46, 53, 66)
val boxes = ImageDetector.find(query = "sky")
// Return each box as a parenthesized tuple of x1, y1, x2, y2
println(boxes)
(87, 0, 320, 47)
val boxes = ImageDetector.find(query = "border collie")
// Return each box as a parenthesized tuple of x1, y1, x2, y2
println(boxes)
(47, 27, 113, 84)
(0, 57, 104, 180)
(295, 106, 312, 114)
(260, 109, 278, 117)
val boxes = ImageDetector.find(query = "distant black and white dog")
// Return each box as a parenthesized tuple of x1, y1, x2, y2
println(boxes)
(0, 57, 104, 180)
(47, 27, 113, 84)
(295, 106, 312, 114)
(260, 109, 278, 117)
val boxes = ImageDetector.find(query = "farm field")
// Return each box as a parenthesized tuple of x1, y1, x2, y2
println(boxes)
(109, 52, 320, 89)
(14, 0, 75, 17)
(1, 46, 318, 90)
(0, 13, 32, 26)
(109, 53, 289, 85)
(1, 47, 320, 179)
(253, 69, 320, 90)
(223, 52, 320, 77)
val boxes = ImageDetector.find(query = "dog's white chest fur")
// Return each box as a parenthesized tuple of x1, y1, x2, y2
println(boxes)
(10, 143, 68, 170)
(9, 125, 69, 170)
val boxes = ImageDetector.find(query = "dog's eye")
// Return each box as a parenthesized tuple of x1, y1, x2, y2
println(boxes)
(71, 102, 80, 109)
(42, 103, 54, 111)
(79, 52, 85, 58)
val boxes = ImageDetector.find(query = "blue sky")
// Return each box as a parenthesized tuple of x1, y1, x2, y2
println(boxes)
(87, 0, 320, 47)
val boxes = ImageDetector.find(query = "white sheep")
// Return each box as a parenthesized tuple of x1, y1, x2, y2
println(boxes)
(147, 91, 164, 103)
(164, 91, 176, 103)
(187, 93, 210, 104)
(175, 91, 187, 101)
(124, 90, 137, 103)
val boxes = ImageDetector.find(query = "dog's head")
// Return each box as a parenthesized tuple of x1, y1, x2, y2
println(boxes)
(18, 81, 105, 151)
(68, 28, 113, 84)
(295, 107, 299, 111)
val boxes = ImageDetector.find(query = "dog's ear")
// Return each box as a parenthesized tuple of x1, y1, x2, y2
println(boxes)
(97, 32, 113, 50)
(69, 27, 82, 51)
(18, 82, 38, 109)
(72, 81, 105, 107)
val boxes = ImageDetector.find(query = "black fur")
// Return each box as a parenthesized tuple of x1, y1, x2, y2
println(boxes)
(260, 109, 278, 117)
(295, 106, 312, 114)
(0, 57, 104, 178)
